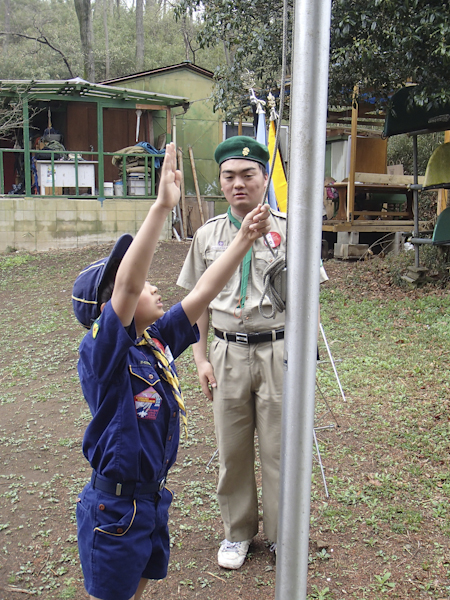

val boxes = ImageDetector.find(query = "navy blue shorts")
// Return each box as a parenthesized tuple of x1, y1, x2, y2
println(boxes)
(76, 482, 173, 600)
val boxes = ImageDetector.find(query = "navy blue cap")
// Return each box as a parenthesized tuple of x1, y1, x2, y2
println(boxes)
(72, 234, 133, 329)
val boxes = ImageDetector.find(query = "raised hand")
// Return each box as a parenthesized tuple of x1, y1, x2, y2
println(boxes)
(155, 142, 182, 210)
(240, 203, 271, 241)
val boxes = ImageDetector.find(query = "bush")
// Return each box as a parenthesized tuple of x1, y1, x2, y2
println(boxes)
(387, 133, 442, 221)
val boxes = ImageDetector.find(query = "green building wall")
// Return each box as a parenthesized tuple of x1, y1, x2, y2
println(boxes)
(107, 66, 223, 198)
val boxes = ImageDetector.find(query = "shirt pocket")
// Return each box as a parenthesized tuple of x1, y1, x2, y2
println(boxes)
(205, 247, 240, 291)
(129, 364, 163, 421)
(253, 249, 286, 281)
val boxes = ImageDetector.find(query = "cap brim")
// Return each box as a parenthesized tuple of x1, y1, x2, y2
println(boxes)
(99, 234, 133, 292)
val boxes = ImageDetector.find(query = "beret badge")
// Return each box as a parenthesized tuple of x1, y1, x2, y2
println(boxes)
(242, 147, 250, 157)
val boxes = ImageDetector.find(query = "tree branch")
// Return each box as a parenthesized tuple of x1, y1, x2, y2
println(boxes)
(0, 31, 74, 78)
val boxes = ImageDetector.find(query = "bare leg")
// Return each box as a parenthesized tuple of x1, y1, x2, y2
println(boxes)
(89, 578, 148, 600)
(133, 578, 149, 600)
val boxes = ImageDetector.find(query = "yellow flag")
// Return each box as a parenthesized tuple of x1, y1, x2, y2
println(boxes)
(268, 120, 288, 212)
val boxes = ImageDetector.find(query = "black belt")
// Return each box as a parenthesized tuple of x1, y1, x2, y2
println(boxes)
(214, 328, 284, 345)
(91, 471, 166, 497)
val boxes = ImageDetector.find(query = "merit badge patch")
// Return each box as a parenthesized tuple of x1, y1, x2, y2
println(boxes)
(264, 232, 281, 249)
(135, 386, 162, 420)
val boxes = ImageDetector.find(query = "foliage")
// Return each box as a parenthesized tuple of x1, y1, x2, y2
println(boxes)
(175, 0, 293, 120)
(329, 0, 450, 109)
(176, 0, 450, 121)
(0, 0, 225, 83)
(387, 132, 444, 221)
(387, 132, 444, 177)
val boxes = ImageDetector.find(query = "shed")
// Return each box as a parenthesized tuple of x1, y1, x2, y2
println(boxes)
(0, 78, 189, 252)
(0, 78, 188, 198)
(102, 62, 223, 200)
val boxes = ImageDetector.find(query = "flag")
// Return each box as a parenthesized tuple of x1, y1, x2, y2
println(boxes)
(268, 120, 288, 212)
(256, 111, 278, 210)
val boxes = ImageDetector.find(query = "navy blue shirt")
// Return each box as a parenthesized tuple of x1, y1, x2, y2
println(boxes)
(77, 301, 198, 483)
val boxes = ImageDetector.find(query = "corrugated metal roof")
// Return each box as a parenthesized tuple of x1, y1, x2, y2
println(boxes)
(0, 77, 189, 107)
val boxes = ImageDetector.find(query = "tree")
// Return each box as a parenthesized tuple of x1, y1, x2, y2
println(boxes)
(102, 0, 110, 80)
(329, 0, 450, 109)
(136, 0, 144, 71)
(74, 0, 95, 81)
(175, 0, 450, 120)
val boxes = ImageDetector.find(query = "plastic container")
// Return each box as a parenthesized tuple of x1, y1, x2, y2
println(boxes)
(114, 180, 124, 196)
(127, 174, 151, 196)
(104, 182, 113, 196)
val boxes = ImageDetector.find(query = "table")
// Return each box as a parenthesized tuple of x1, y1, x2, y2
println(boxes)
(35, 160, 97, 195)
(327, 181, 413, 221)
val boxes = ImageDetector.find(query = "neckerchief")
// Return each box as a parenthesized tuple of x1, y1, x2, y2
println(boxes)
(227, 206, 252, 308)
(137, 330, 188, 438)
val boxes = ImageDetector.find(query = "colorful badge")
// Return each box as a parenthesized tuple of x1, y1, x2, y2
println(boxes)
(265, 232, 281, 249)
(135, 386, 162, 420)
(92, 321, 100, 339)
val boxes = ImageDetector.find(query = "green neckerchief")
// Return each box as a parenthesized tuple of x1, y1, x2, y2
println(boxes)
(227, 206, 252, 308)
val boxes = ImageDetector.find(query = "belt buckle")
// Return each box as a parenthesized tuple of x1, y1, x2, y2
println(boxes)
(235, 332, 249, 344)
(158, 478, 166, 491)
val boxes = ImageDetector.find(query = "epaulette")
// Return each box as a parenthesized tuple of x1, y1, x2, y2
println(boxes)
(269, 207, 287, 219)
(201, 212, 229, 227)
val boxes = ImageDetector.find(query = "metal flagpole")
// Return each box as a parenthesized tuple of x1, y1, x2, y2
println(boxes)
(275, 0, 332, 598)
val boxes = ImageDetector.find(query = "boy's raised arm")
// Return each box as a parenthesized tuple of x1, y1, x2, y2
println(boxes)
(111, 142, 181, 327)
(181, 204, 270, 325)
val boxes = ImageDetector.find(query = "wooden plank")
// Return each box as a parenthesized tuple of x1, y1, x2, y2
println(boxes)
(188, 146, 205, 225)
(354, 172, 425, 185)
(177, 147, 187, 237)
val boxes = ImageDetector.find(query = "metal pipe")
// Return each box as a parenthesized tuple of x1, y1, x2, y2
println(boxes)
(275, 0, 332, 598)
(412, 134, 420, 267)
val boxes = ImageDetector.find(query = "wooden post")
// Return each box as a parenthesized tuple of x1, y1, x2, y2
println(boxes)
(188, 146, 205, 225)
(348, 86, 359, 222)
(177, 147, 187, 237)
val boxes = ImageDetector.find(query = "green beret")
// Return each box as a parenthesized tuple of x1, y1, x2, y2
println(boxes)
(214, 136, 270, 167)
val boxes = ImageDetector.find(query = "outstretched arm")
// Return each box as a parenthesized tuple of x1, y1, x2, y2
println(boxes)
(181, 204, 270, 326)
(111, 142, 181, 327)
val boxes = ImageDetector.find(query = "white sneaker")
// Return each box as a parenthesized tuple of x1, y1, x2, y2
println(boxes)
(217, 539, 251, 569)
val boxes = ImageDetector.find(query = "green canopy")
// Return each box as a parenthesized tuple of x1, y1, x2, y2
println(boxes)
(383, 86, 450, 137)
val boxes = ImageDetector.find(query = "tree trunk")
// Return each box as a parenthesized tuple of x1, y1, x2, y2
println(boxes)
(3, 0, 11, 52)
(136, 0, 144, 72)
(103, 0, 110, 79)
(74, 0, 95, 82)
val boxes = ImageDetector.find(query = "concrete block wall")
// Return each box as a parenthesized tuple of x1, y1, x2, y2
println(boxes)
(0, 197, 171, 253)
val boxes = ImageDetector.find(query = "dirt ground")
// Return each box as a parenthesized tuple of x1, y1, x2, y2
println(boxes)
(1, 240, 450, 600)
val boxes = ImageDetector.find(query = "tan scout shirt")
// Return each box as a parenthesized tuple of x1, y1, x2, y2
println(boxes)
(177, 209, 287, 333)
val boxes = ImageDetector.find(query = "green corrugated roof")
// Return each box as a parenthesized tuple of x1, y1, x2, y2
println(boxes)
(0, 77, 189, 107)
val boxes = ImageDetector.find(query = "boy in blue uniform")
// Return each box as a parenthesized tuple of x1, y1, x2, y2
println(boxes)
(71, 142, 270, 600)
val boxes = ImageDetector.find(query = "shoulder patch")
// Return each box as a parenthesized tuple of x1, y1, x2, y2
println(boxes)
(92, 320, 100, 339)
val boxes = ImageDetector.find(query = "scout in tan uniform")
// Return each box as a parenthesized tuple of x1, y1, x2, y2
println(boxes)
(178, 136, 328, 569)
(177, 136, 286, 569)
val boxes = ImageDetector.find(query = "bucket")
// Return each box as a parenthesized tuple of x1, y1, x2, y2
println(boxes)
(104, 182, 113, 196)
(114, 180, 124, 196)
(127, 174, 151, 196)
